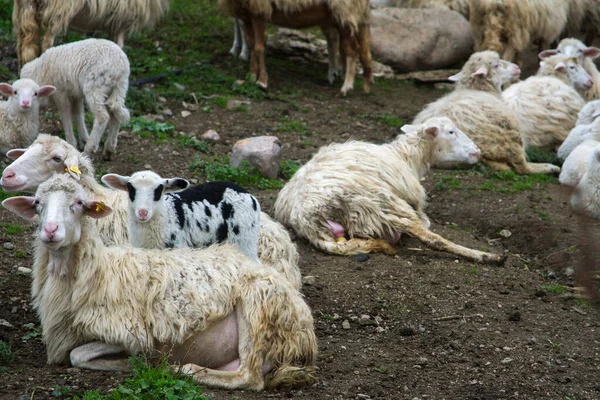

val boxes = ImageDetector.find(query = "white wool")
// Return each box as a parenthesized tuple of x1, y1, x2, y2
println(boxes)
(559, 139, 600, 187)
(557, 119, 600, 160)
(571, 145, 600, 218)
(555, 38, 600, 101)
(577, 100, 600, 125)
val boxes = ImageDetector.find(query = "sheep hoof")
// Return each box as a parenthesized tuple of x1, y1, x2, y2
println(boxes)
(102, 151, 113, 161)
(256, 81, 268, 91)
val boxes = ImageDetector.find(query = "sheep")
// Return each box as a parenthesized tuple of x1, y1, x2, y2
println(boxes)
(559, 139, 600, 187)
(501, 54, 590, 150)
(413, 51, 560, 175)
(274, 116, 506, 264)
(218, 0, 373, 95)
(558, 118, 600, 160)
(371, 0, 470, 19)
(1, 174, 317, 390)
(539, 38, 600, 101)
(0, 79, 55, 155)
(0, 134, 302, 289)
(100, 171, 262, 263)
(20, 39, 130, 160)
(469, 0, 569, 64)
(229, 19, 249, 60)
(13, 0, 169, 69)
(570, 145, 600, 218)
(577, 100, 600, 125)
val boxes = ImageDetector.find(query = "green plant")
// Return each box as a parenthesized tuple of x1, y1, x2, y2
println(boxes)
(357, 113, 404, 127)
(176, 136, 210, 153)
(189, 156, 284, 190)
(125, 117, 175, 141)
(21, 323, 42, 342)
(279, 160, 301, 180)
(277, 117, 308, 135)
(436, 176, 461, 191)
(540, 283, 568, 295)
(52, 385, 72, 398)
(526, 147, 562, 166)
(0, 223, 23, 235)
(538, 211, 551, 221)
(468, 166, 557, 193)
(0, 341, 15, 367)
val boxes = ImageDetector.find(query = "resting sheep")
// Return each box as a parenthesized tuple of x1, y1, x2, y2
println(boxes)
(559, 139, 600, 187)
(274, 116, 505, 264)
(13, 0, 169, 69)
(20, 39, 130, 160)
(570, 146, 600, 218)
(501, 54, 589, 150)
(414, 51, 559, 175)
(558, 118, 600, 160)
(577, 100, 600, 126)
(218, 0, 373, 95)
(0, 79, 55, 155)
(0, 134, 301, 289)
(1, 174, 317, 390)
(370, 0, 470, 19)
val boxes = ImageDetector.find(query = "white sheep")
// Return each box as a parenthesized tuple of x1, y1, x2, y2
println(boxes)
(0, 134, 301, 289)
(371, 0, 470, 19)
(414, 51, 559, 174)
(101, 171, 262, 263)
(577, 100, 600, 126)
(274, 116, 506, 264)
(0, 79, 55, 155)
(559, 139, 600, 187)
(557, 118, 600, 160)
(571, 145, 600, 218)
(229, 19, 249, 61)
(1, 174, 317, 390)
(501, 54, 590, 150)
(20, 38, 130, 160)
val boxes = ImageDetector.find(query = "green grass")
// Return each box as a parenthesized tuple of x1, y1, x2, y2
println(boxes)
(176, 136, 210, 153)
(0, 222, 23, 235)
(277, 117, 309, 135)
(465, 165, 557, 193)
(280, 160, 302, 180)
(357, 113, 404, 128)
(189, 156, 285, 190)
(540, 283, 568, 295)
(436, 175, 461, 191)
(526, 147, 562, 166)
(0, 341, 14, 367)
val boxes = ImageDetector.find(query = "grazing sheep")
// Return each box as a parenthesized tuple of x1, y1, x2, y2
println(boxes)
(559, 139, 600, 187)
(558, 118, 600, 160)
(1, 174, 317, 390)
(577, 100, 600, 125)
(20, 39, 130, 160)
(13, 0, 169, 69)
(469, 0, 568, 64)
(571, 146, 600, 218)
(219, 0, 373, 95)
(274, 116, 506, 264)
(414, 51, 559, 174)
(539, 38, 600, 101)
(0, 79, 55, 155)
(501, 54, 589, 150)
(0, 134, 301, 289)
(101, 171, 262, 263)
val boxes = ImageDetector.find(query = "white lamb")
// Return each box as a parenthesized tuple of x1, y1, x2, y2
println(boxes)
(20, 38, 130, 160)
(1, 174, 317, 390)
(501, 54, 590, 150)
(570, 146, 600, 219)
(0, 134, 301, 289)
(0, 79, 55, 155)
(274, 116, 506, 264)
(414, 51, 559, 174)
(539, 38, 600, 101)
(576, 100, 600, 125)
(559, 139, 600, 187)
(557, 118, 600, 160)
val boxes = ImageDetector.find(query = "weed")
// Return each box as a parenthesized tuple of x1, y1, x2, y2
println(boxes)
(469, 267, 477, 275)
(448, 223, 473, 233)
(398, 305, 408, 313)
(0, 341, 14, 366)
(176, 136, 210, 153)
(277, 117, 308, 135)
(52, 385, 72, 398)
(21, 323, 42, 342)
(189, 156, 284, 190)
(357, 113, 404, 127)
(0, 223, 23, 235)
(538, 211, 551, 221)
(575, 297, 592, 308)
(470, 167, 556, 193)
(212, 96, 229, 109)
(540, 283, 568, 295)
(280, 160, 302, 180)
(14, 250, 26, 258)
(374, 366, 389, 374)
(526, 147, 562, 166)
(125, 117, 175, 141)
(319, 312, 334, 321)
(436, 176, 461, 191)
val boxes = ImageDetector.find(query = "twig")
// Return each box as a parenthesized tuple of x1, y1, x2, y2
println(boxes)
(571, 306, 587, 315)
(433, 314, 483, 321)
(544, 245, 578, 260)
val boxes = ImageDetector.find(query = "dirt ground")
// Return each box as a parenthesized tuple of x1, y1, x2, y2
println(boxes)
(1, 36, 600, 400)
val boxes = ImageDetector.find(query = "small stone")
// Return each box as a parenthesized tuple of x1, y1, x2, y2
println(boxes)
(3, 242, 14, 250)
(357, 394, 370, 399)
(501, 357, 513, 364)
(173, 82, 186, 91)
(508, 311, 521, 322)
(547, 271, 556, 279)
(354, 254, 370, 263)
(399, 326, 415, 336)
(302, 275, 316, 285)
(565, 266, 575, 277)
(17, 267, 32, 274)
(158, 96, 167, 103)
(376, 326, 385, 333)
(66, 367, 81, 374)
(0, 319, 14, 328)
(226, 99, 250, 110)
(201, 129, 220, 142)
(162, 108, 173, 116)
(181, 110, 191, 118)
(498, 229, 512, 238)
(144, 164, 152, 169)
(155, 115, 165, 123)
(527, 337, 537, 345)
(342, 320, 351, 330)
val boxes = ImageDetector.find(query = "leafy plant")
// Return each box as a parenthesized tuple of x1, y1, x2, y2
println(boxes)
(51, 385, 72, 398)
(125, 117, 175, 141)
(176, 136, 210, 153)
(0, 341, 14, 367)
(189, 156, 284, 190)
(21, 323, 42, 342)
(540, 283, 568, 295)
(0, 223, 23, 235)
(280, 160, 302, 180)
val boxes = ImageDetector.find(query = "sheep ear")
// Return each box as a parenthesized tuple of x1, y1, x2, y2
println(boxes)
(63, 156, 82, 181)
(538, 49, 557, 59)
(424, 126, 438, 138)
(400, 124, 419, 134)
(164, 178, 189, 193)
(83, 200, 112, 219)
(554, 62, 566, 72)
(448, 71, 463, 82)
(2, 196, 38, 220)
(101, 174, 130, 191)
(471, 66, 488, 78)
(37, 85, 56, 98)
(583, 47, 600, 59)
(6, 148, 26, 160)
(0, 83, 14, 97)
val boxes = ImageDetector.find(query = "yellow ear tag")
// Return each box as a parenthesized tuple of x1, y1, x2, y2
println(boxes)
(95, 201, 106, 212)
(69, 165, 82, 175)
(336, 237, 347, 243)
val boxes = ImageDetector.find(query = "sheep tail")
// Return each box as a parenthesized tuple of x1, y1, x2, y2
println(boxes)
(309, 234, 397, 256)
(106, 86, 130, 125)
(13, 0, 41, 69)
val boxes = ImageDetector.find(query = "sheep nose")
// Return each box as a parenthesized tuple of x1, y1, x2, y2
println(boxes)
(138, 209, 148, 220)
(2, 168, 15, 180)
(44, 223, 59, 237)
(21, 100, 30, 107)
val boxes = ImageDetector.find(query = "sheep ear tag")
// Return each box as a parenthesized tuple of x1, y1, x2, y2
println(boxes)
(84, 200, 112, 219)
(65, 165, 82, 180)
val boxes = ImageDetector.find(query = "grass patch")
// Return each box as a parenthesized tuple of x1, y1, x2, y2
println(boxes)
(357, 113, 404, 128)
(466, 165, 557, 193)
(0, 341, 14, 367)
(436, 175, 461, 191)
(125, 117, 175, 141)
(189, 156, 284, 190)
(277, 117, 309, 135)
(176, 136, 210, 153)
(526, 147, 562, 166)
(0, 222, 23, 235)
(280, 160, 302, 180)
(540, 283, 568, 295)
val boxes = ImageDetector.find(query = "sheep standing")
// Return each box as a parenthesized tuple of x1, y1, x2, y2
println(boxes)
(20, 39, 130, 160)
(571, 146, 600, 218)
(0, 134, 301, 289)
(501, 54, 590, 150)
(13, 0, 169, 69)
(414, 51, 559, 175)
(275, 116, 505, 264)
(1, 175, 317, 390)
(0, 79, 55, 155)
(218, 0, 373, 95)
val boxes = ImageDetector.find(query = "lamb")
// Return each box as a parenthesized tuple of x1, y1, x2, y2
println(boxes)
(469, 0, 569, 64)
(13, 0, 169, 69)
(558, 117, 600, 160)
(413, 51, 559, 175)
(219, 0, 373, 95)
(0, 79, 55, 155)
(1, 174, 317, 390)
(570, 146, 600, 219)
(101, 171, 262, 263)
(559, 139, 600, 187)
(501, 54, 590, 150)
(0, 134, 302, 289)
(576, 100, 600, 125)
(539, 38, 600, 101)
(274, 116, 506, 264)
(20, 39, 130, 160)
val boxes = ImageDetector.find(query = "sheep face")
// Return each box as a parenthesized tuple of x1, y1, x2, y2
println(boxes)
(1, 135, 83, 192)
(553, 58, 594, 91)
(0, 79, 55, 112)
(428, 118, 480, 165)
(539, 39, 600, 63)
(449, 51, 520, 91)
(101, 171, 188, 223)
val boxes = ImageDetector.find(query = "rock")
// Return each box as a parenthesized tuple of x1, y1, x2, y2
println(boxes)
(155, 115, 165, 123)
(162, 108, 173, 116)
(226, 99, 251, 110)
(399, 326, 415, 336)
(302, 275, 316, 285)
(508, 311, 521, 322)
(370, 8, 473, 72)
(144, 164, 152, 169)
(201, 129, 221, 142)
(17, 267, 32, 274)
(230, 136, 282, 179)
(565, 266, 575, 277)
(181, 110, 191, 118)
(498, 229, 512, 238)
(158, 96, 167, 103)
(359, 315, 378, 327)
(66, 367, 81, 374)
(354, 253, 370, 263)
(342, 320, 351, 330)
(173, 82, 185, 91)
(3, 242, 14, 250)
(501, 357, 513, 364)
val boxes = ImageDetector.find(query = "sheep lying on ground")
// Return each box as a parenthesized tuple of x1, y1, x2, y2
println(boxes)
(559, 139, 600, 187)
(275, 116, 506, 264)
(13, 0, 169, 69)
(577, 100, 600, 125)
(570, 146, 600, 218)
(0, 134, 301, 289)
(558, 117, 600, 160)
(414, 51, 559, 174)
(539, 38, 600, 101)
(469, 0, 568, 64)
(20, 39, 130, 160)
(371, 0, 470, 19)
(0, 79, 55, 155)
(501, 54, 589, 150)
(1, 175, 317, 390)
(219, 0, 373, 95)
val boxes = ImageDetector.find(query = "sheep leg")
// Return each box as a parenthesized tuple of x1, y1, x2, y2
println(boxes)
(69, 341, 130, 372)
(71, 98, 89, 148)
(357, 25, 374, 94)
(102, 116, 121, 161)
(322, 25, 341, 84)
(339, 26, 359, 96)
(53, 95, 77, 148)
(482, 159, 511, 171)
(115, 32, 125, 48)
(251, 19, 268, 90)
(230, 19, 242, 57)
(14, 0, 41, 70)
(41, 29, 58, 53)
(242, 19, 258, 82)
(507, 149, 560, 175)
(84, 92, 110, 155)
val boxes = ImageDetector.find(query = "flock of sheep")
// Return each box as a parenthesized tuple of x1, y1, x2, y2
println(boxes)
(1, 0, 600, 394)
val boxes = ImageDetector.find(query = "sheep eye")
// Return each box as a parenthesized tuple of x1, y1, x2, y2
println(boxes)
(449, 130, 455, 135)
(77, 200, 83, 206)
(13, 90, 17, 94)
(52, 156, 62, 162)
(34, 92, 38, 96)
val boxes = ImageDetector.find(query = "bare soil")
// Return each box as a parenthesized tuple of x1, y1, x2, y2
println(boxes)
(1, 45, 600, 400)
